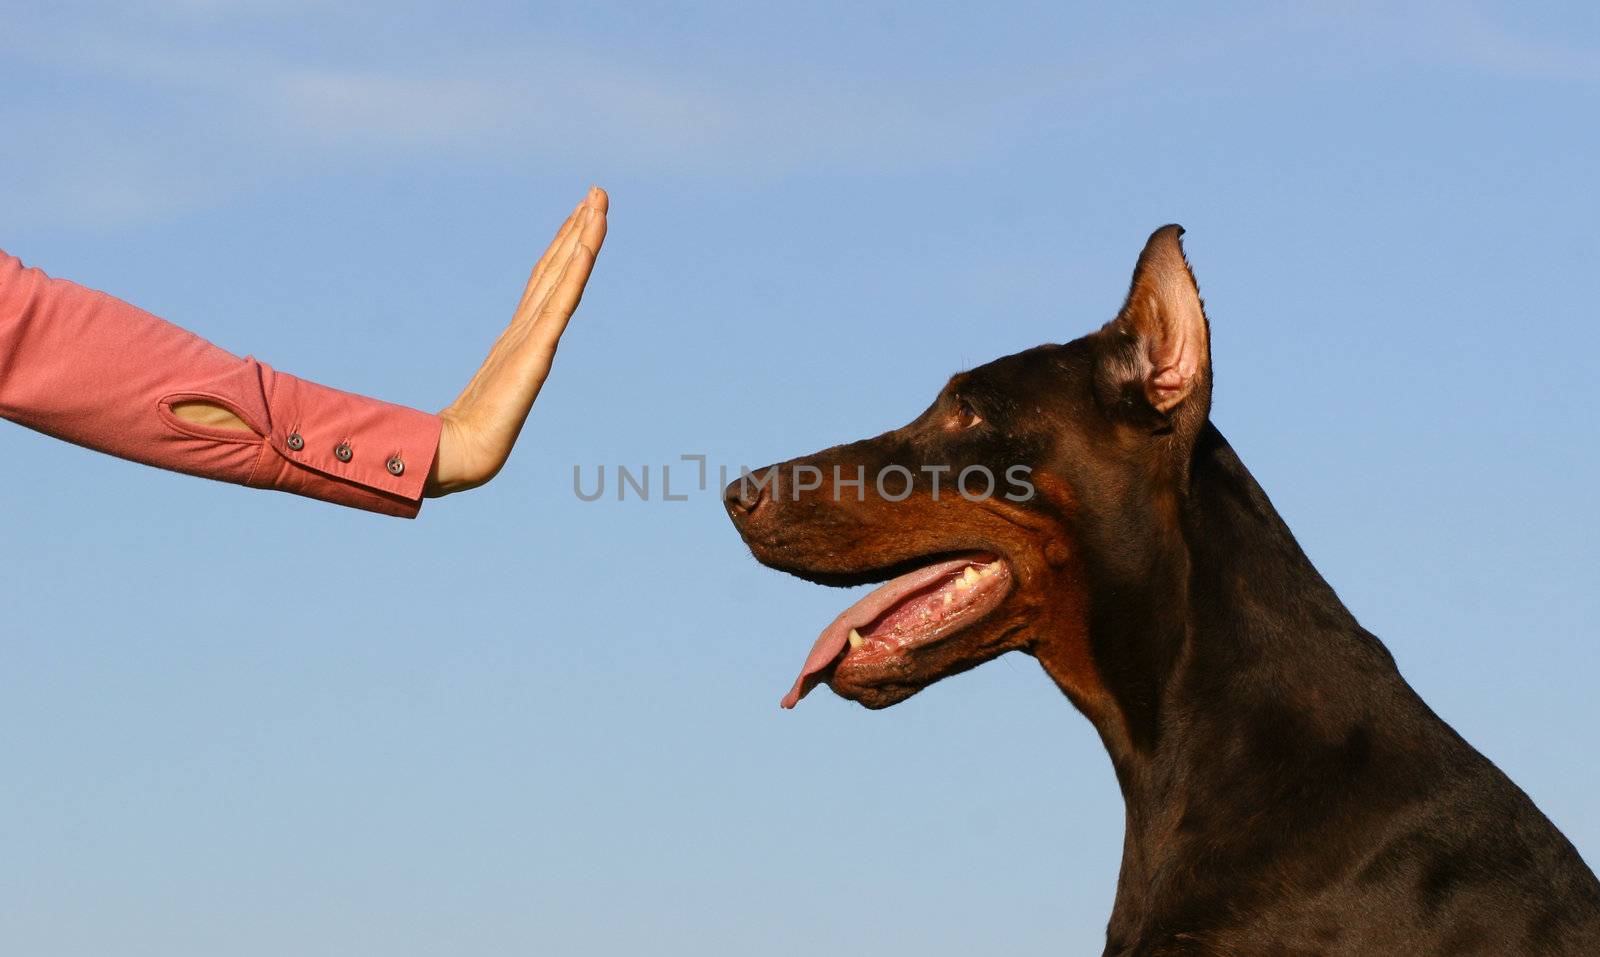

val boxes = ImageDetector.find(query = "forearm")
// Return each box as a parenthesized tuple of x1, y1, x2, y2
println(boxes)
(0, 251, 441, 518)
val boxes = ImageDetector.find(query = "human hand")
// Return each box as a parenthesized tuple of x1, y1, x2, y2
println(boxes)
(425, 187, 609, 496)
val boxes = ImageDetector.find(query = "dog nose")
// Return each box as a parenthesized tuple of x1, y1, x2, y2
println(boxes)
(723, 473, 771, 518)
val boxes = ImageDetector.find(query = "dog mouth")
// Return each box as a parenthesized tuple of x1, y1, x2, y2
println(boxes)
(780, 554, 1014, 708)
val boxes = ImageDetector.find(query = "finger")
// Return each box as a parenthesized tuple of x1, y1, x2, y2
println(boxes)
(526, 241, 598, 356)
(523, 188, 602, 294)
(578, 189, 608, 255)
(448, 206, 588, 415)
(522, 198, 604, 335)
(457, 244, 598, 443)
(532, 202, 606, 340)
(492, 204, 592, 372)
(515, 200, 589, 317)
(453, 190, 603, 404)
(514, 209, 595, 329)
(442, 187, 605, 427)
(519, 188, 604, 313)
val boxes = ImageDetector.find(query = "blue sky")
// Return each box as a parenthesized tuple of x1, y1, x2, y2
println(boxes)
(2, 2, 1598, 954)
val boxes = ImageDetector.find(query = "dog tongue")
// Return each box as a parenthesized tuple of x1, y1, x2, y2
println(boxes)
(780, 557, 978, 709)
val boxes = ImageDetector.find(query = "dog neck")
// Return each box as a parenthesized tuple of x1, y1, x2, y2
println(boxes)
(1037, 423, 1455, 942)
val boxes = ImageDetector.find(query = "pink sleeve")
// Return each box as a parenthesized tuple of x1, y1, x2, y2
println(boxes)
(0, 250, 442, 518)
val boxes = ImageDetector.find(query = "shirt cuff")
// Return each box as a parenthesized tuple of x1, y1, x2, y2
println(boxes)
(245, 361, 442, 518)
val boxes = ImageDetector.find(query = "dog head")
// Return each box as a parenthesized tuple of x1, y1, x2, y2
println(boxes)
(725, 226, 1211, 715)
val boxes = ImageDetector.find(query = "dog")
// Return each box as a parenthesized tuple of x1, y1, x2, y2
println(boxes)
(723, 226, 1600, 955)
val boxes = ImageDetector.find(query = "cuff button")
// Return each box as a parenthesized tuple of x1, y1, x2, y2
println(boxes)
(285, 432, 305, 451)
(334, 442, 353, 463)
(386, 456, 405, 477)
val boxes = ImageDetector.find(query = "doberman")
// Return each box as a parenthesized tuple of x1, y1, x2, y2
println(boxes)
(723, 227, 1600, 955)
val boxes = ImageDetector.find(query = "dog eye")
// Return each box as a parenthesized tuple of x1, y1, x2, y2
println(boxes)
(951, 397, 984, 430)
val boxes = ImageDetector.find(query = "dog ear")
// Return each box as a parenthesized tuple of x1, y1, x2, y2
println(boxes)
(1103, 225, 1211, 417)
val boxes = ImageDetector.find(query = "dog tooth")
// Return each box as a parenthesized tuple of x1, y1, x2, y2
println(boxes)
(943, 592, 953, 606)
(848, 628, 864, 650)
(963, 566, 981, 585)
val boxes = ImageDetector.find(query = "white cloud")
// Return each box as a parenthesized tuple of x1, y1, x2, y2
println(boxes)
(1425, 6, 1600, 82)
(0, 17, 1025, 228)
(2, 2, 1593, 229)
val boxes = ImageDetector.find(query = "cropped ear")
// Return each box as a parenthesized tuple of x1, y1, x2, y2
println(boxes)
(1106, 224, 1210, 416)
